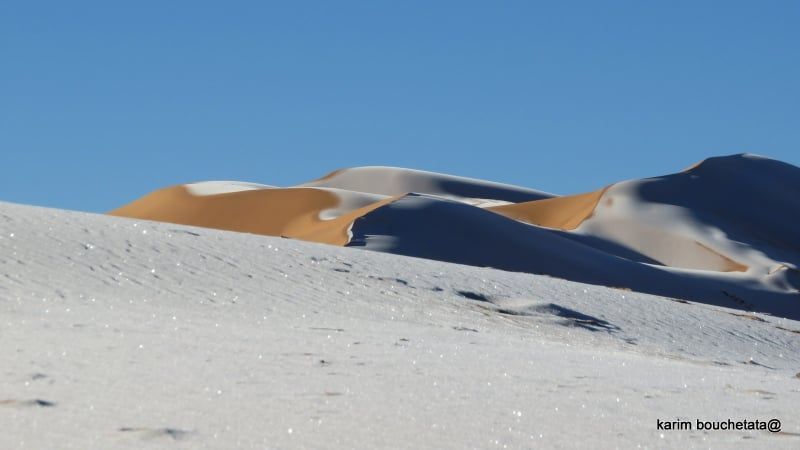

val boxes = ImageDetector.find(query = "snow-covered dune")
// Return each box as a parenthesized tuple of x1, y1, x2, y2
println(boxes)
(491, 154, 799, 275)
(1, 201, 799, 449)
(300, 166, 554, 203)
(108, 155, 800, 319)
(579, 154, 800, 272)
(348, 193, 799, 319)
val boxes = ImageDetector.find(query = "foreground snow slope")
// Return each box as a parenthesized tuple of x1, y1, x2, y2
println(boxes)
(1, 201, 799, 449)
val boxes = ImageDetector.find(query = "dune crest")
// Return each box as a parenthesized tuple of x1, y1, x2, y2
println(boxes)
(300, 166, 553, 203)
(488, 187, 608, 230)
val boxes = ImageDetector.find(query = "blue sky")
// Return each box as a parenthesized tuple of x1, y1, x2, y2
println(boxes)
(2, 1, 798, 212)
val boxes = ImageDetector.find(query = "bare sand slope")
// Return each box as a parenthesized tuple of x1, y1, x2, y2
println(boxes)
(301, 166, 553, 203)
(488, 188, 608, 230)
(110, 185, 391, 246)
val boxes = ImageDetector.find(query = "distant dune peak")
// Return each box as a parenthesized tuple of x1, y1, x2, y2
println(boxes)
(108, 155, 800, 318)
(301, 166, 554, 203)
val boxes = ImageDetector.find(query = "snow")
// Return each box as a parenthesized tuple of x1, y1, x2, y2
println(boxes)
(348, 193, 800, 319)
(184, 181, 275, 196)
(573, 154, 800, 278)
(313, 188, 388, 220)
(1, 201, 799, 449)
(300, 166, 554, 203)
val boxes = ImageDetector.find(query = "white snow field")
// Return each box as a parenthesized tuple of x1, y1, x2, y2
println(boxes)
(2, 201, 799, 449)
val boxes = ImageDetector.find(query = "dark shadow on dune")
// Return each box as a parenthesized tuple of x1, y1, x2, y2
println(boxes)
(438, 179, 552, 203)
(785, 268, 800, 291)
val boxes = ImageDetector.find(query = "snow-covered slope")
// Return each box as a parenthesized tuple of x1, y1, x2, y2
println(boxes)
(348, 193, 799, 319)
(565, 154, 800, 284)
(1, 201, 799, 449)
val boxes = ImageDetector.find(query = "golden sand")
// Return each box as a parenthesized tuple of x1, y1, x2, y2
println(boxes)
(109, 186, 394, 246)
(489, 188, 608, 230)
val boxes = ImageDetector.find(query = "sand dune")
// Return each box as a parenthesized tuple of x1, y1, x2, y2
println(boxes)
(107, 154, 800, 318)
(566, 154, 800, 275)
(347, 193, 798, 319)
(110, 185, 391, 245)
(301, 166, 554, 203)
(491, 182, 752, 272)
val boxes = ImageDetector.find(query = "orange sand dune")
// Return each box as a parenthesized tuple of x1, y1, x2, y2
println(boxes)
(109, 186, 394, 245)
(489, 188, 608, 230)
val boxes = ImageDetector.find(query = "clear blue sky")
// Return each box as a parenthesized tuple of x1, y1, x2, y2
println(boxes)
(2, 1, 798, 212)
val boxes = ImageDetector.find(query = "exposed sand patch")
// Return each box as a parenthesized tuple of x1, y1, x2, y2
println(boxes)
(109, 186, 394, 246)
(694, 242, 749, 272)
(488, 188, 608, 230)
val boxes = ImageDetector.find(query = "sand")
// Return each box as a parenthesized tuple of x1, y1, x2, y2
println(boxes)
(488, 187, 608, 230)
(109, 185, 392, 246)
